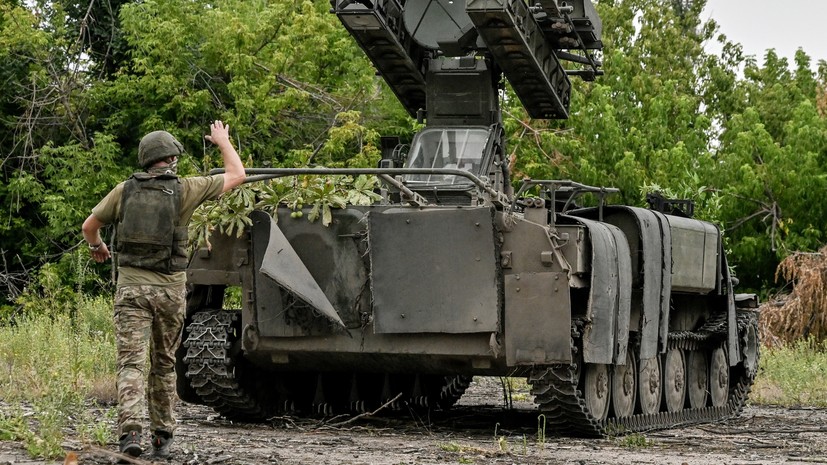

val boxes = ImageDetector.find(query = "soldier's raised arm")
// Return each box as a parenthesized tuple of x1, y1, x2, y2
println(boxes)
(204, 120, 245, 193)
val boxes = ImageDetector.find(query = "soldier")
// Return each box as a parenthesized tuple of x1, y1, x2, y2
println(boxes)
(81, 121, 246, 459)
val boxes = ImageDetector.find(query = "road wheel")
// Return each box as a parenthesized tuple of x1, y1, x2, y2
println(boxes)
(611, 351, 636, 418)
(637, 355, 661, 415)
(686, 350, 708, 409)
(710, 346, 729, 407)
(583, 363, 611, 421)
(663, 348, 686, 413)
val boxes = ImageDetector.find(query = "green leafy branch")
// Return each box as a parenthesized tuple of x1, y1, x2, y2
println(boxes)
(188, 173, 382, 250)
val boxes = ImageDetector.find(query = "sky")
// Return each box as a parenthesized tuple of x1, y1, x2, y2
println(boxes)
(702, 0, 827, 67)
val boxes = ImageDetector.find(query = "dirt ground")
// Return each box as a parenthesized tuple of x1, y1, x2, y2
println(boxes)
(2, 377, 827, 465)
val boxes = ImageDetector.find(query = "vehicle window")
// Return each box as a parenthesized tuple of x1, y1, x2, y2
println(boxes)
(404, 128, 488, 185)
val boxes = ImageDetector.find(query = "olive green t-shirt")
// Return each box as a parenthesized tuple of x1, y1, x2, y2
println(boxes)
(91, 174, 224, 286)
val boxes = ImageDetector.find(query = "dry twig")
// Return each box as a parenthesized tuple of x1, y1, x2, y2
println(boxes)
(324, 392, 403, 428)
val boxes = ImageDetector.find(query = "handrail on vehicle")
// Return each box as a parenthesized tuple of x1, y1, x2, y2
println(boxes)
(209, 167, 505, 202)
(513, 179, 621, 222)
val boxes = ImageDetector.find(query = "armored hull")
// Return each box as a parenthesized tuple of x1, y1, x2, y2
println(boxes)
(176, 178, 759, 434)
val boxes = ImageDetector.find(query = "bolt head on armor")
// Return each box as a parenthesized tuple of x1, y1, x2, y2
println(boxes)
(138, 131, 184, 168)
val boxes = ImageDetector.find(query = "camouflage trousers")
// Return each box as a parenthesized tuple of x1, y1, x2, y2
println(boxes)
(114, 283, 186, 437)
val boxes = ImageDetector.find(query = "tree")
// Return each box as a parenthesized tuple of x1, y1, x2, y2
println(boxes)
(2, 0, 827, 305)
(706, 50, 827, 290)
(0, 1, 116, 305)
(58, 0, 132, 78)
(0, 0, 404, 308)
(505, 0, 827, 292)
(506, 0, 728, 206)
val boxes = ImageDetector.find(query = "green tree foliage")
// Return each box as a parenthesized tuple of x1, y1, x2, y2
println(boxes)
(96, 0, 389, 167)
(505, 0, 827, 291)
(58, 0, 132, 78)
(507, 0, 723, 202)
(0, 0, 402, 308)
(0, 1, 120, 304)
(188, 173, 382, 252)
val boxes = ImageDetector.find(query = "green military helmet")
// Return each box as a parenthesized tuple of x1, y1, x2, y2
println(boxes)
(138, 130, 184, 168)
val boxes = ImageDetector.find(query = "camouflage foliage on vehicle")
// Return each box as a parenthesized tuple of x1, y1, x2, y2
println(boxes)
(188, 174, 381, 250)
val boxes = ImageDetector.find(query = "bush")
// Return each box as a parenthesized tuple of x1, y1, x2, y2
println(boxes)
(762, 245, 827, 345)
(3, 249, 112, 323)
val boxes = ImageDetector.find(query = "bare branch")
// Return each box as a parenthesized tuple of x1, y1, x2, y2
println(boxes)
(323, 392, 403, 428)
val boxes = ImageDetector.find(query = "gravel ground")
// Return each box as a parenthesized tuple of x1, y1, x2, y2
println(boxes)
(2, 377, 826, 465)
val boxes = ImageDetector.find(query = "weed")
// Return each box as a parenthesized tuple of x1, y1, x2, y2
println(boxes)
(496, 435, 508, 452)
(493, 422, 508, 452)
(91, 419, 113, 446)
(439, 442, 464, 453)
(0, 400, 69, 459)
(617, 432, 651, 449)
(0, 410, 27, 441)
(511, 381, 530, 402)
(537, 414, 546, 449)
(604, 422, 628, 437)
(437, 441, 481, 463)
(499, 377, 531, 407)
(77, 406, 115, 446)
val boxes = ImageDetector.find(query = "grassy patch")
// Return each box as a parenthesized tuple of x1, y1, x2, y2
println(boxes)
(438, 441, 465, 453)
(752, 338, 827, 407)
(0, 295, 117, 458)
(499, 376, 532, 407)
(437, 440, 502, 463)
(616, 432, 651, 449)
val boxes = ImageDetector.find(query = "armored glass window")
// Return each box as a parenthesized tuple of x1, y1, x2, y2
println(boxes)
(404, 127, 488, 185)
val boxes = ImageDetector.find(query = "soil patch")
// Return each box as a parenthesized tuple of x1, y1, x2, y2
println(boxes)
(2, 377, 826, 465)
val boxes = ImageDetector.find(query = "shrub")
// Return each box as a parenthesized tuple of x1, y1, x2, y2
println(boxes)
(763, 245, 827, 345)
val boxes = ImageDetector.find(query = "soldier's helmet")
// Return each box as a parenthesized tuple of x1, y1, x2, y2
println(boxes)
(138, 130, 184, 168)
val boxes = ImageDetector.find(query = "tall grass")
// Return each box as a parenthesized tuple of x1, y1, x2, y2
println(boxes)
(752, 338, 827, 407)
(0, 295, 116, 458)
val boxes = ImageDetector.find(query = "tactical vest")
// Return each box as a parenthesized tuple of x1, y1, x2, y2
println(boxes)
(116, 173, 188, 274)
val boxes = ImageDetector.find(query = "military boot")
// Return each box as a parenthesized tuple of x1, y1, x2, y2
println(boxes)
(118, 429, 142, 458)
(151, 430, 173, 458)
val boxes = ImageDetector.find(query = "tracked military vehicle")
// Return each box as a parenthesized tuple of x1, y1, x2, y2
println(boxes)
(176, 0, 760, 435)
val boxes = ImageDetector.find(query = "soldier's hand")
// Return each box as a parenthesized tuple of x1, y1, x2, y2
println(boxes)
(90, 243, 111, 263)
(205, 120, 232, 148)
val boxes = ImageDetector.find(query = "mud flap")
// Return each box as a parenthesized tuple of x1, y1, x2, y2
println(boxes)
(567, 207, 672, 360)
(616, 208, 671, 360)
(724, 254, 740, 366)
(610, 226, 632, 363)
(571, 218, 632, 365)
(258, 215, 346, 329)
(656, 212, 673, 354)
